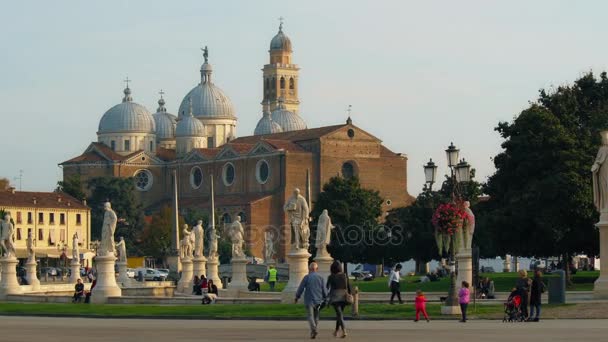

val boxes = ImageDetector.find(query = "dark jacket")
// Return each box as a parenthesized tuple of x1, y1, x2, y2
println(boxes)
(530, 276, 545, 305)
(327, 273, 350, 304)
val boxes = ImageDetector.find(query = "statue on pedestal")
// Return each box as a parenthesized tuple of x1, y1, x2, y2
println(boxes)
(26, 230, 35, 262)
(0, 213, 16, 258)
(592, 130, 608, 216)
(99, 202, 117, 256)
(72, 232, 80, 263)
(462, 201, 476, 251)
(264, 231, 275, 263)
(180, 225, 194, 259)
(283, 188, 310, 250)
(192, 220, 205, 258)
(315, 209, 334, 258)
(115, 236, 127, 263)
(229, 216, 245, 258)
(208, 226, 219, 259)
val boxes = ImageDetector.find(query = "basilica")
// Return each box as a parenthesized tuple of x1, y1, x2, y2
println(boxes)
(60, 23, 414, 260)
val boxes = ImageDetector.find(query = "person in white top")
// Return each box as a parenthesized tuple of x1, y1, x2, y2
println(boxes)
(388, 264, 403, 304)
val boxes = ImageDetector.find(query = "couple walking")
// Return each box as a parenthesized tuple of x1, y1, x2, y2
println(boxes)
(295, 261, 352, 339)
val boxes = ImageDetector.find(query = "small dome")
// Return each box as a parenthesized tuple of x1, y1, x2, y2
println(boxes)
(254, 109, 283, 135)
(271, 98, 306, 132)
(98, 87, 155, 134)
(176, 98, 206, 137)
(152, 96, 177, 140)
(270, 23, 292, 52)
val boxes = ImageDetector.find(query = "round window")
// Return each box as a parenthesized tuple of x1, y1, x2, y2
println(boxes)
(256, 159, 270, 184)
(347, 129, 355, 138)
(223, 163, 235, 186)
(134, 169, 153, 191)
(386, 199, 392, 206)
(190, 166, 203, 189)
(341, 162, 356, 179)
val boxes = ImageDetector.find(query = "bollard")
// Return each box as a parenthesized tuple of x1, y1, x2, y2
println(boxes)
(351, 286, 359, 318)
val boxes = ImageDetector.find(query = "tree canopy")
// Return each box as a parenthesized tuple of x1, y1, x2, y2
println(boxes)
(0, 178, 11, 191)
(56, 174, 85, 201)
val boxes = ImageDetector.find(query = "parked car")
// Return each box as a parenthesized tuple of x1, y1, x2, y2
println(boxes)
(351, 270, 375, 281)
(156, 268, 170, 277)
(134, 268, 167, 281)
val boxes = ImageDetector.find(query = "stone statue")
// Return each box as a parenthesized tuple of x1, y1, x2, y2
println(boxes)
(229, 216, 245, 258)
(192, 220, 205, 258)
(264, 231, 275, 263)
(115, 236, 127, 263)
(72, 232, 80, 262)
(201, 45, 209, 63)
(592, 130, 608, 215)
(283, 188, 311, 250)
(0, 213, 16, 258)
(180, 225, 194, 259)
(315, 209, 334, 258)
(99, 202, 117, 256)
(26, 230, 35, 262)
(462, 201, 475, 251)
(208, 225, 219, 259)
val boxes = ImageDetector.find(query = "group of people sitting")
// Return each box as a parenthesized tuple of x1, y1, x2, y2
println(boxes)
(478, 277, 495, 299)
(192, 275, 219, 304)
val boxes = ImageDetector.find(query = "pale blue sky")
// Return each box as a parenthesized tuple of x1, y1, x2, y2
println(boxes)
(1, 0, 607, 195)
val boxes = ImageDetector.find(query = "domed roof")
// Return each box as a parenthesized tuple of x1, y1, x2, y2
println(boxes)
(270, 22, 292, 52)
(254, 108, 283, 135)
(152, 96, 177, 141)
(178, 48, 235, 119)
(98, 87, 155, 134)
(176, 98, 206, 137)
(271, 98, 306, 132)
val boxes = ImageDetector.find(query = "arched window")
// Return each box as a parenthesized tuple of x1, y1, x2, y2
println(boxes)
(280, 77, 285, 89)
(190, 166, 203, 189)
(289, 77, 295, 90)
(265, 78, 270, 94)
(222, 213, 232, 225)
(341, 162, 356, 179)
(271, 77, 276, 90)
(222, 162, 235, 186)
(238, 212, 246, 223)
(256, 159, 270, 184)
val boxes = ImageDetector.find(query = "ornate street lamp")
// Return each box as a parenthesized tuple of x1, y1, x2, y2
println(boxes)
(445, 142, 460, 168)
(455, 159, 471, 183)
(423, 158, 438, 190)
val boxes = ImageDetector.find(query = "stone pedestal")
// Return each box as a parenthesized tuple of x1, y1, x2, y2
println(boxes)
(25, 260, 40, 290)
(167, 255, 181, 274)
(206, 257, 223, 289)
(193, 256, 207, 279)
(68, 259, 82, 284)
(441, 305, 462, 315)
(228, 257, 249, 291)
(281, 249, 311, 303)
(91, 254, 121, 304)
(503, 255, 511, 272)
(116, 261, 130, 286)
(595, 219, 608, 298)
(177, 258, 194, 294)
(314, 255, 333, 281)
(456, 249, 472, 288)
(514, 256, 520, 272)
(0, 257, 22, 299)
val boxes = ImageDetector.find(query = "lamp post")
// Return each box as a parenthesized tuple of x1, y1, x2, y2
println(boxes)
(424, 142, 471, 314)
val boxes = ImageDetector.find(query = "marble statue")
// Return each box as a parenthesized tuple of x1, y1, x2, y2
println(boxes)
(99, 202, 117, 256)
(0, 213, 16, 258)
(26, 230, 35, 262)
(208, 225, 219, 259)
(462, 201, 476, 250)
(315, 209, 334, 257)
(592, 130, 608, 214)
(115, 236, 127, 263)
(192, 220, 205, 258)
(264, 231, 275, 263)
(180, 225, 194, 259)
(72, 232, 80, 262)
(283, 188, 311, 250)
(229, 216, 245, 258)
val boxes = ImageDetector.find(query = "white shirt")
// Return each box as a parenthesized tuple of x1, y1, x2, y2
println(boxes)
(389, 270, 401, 284)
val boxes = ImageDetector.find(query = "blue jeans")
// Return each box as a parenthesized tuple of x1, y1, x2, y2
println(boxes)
(306, 304, 321, 334)
(530, 303, 541, 319)
(460, 303, 468, 321)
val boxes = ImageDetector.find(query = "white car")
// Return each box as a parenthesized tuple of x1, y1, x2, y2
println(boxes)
(126, 268, 136, 278)
(134, 268, 167, 281)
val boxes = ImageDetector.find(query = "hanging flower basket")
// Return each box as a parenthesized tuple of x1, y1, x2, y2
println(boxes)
(432, 202, 468, 254)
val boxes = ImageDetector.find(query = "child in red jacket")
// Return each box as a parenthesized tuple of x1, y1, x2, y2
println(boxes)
(414, 290, 430, 322)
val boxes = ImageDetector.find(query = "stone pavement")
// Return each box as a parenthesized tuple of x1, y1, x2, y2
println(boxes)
(0, 317, 606, 341)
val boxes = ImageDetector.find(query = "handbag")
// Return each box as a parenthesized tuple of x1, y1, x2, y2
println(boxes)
(345, 274, 354, 305)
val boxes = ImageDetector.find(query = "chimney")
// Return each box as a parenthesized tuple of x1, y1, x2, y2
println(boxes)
(57, 196, 62, 203)
(82, 199, 87, 206)
(67, 201, 71, 207)
(33, 197, 37, 205)
(9, 187, 15, 194)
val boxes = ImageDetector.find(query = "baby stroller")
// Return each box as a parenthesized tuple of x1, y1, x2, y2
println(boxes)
(503, 292, 525, 322)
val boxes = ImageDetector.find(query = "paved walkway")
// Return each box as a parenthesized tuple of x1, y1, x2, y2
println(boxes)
(1, 317, 606, 341)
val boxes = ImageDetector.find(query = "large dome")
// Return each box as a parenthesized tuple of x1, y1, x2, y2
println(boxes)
(254, 109, 283, 135)
(98, 87, 155, 134)
(178, 60, 235, 119)
(271, 98, 306, 132)
(270, 23, 292, 52)
(176, 99, 206, 137)
(152, 97, 177, 140)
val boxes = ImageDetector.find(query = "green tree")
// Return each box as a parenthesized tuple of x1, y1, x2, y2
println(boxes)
(56, 174, 85, 201)
(87, 176, 145, 256)
(311, 176, 383, 266)
(484, 72, 604, 275)
(0, 178, 11, 191)
(140, 205, 175, 262)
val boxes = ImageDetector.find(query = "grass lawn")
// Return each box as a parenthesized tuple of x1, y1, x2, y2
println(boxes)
(0, 302, 509, 319)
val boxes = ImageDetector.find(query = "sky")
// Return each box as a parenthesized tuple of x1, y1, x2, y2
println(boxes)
(1, 0, 608, 196)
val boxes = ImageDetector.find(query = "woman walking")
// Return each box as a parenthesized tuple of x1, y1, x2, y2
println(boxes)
(388, 264, 403, 304)
(458, 281, 470, 322)
(327, 261, 351, 338)
(529, 269, 545, 322)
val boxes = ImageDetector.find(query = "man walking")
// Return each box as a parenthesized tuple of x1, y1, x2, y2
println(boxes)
(295, 262, 327, 339)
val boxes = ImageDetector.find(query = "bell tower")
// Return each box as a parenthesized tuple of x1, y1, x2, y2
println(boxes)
(262, 19, 300, 114)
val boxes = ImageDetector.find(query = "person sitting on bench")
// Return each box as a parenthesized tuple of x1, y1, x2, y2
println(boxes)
(202, 279, 219, 304)
(73, 279, 85, 303)
(84, 278, 97, 303)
